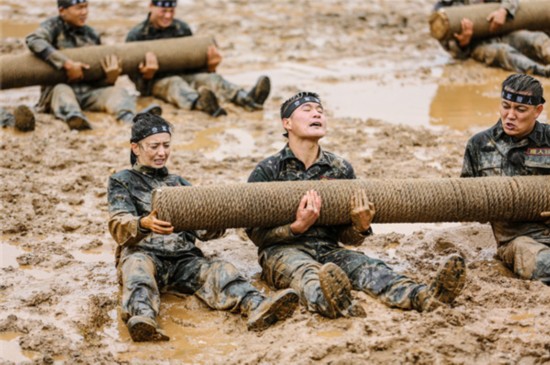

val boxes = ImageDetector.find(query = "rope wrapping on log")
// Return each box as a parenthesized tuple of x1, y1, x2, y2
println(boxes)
(429, 0, 550, 42)
(0, 36, 213, 90)
(152, 176, 550, 231)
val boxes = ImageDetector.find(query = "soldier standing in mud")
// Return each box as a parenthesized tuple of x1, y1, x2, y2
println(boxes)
(25, 0, 160, 130)
(461, 73, 550, 285)
(246, 91, 467, 319)
(434, 0, 550, 77)
(125, 0, 271, 117)
(107, 112, 299, 342)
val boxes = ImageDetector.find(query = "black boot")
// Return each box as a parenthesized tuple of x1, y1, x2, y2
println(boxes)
(127, 315, 169, 342)
(66, 113, 92, 131)
(246, 289, 299, 331)
(247, 75, 271, 106)
(13, 105, 35, 132)
(319, 263, 366, 319)
(233, 90, 262, 111)
(194, 86, 227, 117)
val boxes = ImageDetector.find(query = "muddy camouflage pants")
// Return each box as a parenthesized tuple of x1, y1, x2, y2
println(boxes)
(152, 73, 242, 110)
(472, 30, 550, 74)
(50, 83, 136, 122)
(0, 108, 14, 127)
(259, 242, 428, 315)
(119, 249, 260, 322)
(497, 236, 550, 284)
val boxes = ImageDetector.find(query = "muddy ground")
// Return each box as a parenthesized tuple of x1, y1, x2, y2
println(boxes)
(1, 0, 550, 364)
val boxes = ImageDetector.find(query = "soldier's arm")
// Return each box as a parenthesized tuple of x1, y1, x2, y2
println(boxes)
(125, 31, 155, 96)
(338, 225, 371, 246)
(500, 0, 518, 18)
(107, 176, 149, 247)
(25, 24, 69, 70)
(460, 141, 479, 177)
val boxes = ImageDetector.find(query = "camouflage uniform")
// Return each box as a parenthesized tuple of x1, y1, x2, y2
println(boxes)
(108, 163, 268, 323)
(461, 120, 550, 283)
(246, 145, 432, 315)
(435, 0, 550, 76)
(125, 15, 242, 110)
(25, 16, 136, 122)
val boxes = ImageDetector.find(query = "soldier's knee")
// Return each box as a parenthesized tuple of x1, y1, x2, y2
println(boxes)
(51, 83, 75, 97)
(532, 249, 550, 281)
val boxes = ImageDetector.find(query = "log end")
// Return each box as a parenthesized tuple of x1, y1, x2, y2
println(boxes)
(429, 10, 450, 41)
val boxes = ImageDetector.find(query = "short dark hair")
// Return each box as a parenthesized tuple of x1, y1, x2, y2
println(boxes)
(502, 74, 544, 102)
(131, 113, 173, 143)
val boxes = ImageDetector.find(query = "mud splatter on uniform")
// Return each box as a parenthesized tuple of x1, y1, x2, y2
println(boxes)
(461, 120, 550, 282)
(25, 16, 135, 122)
(246, 145, 434, 315)
(434, 0, 550, 76)
(108, 163, 265, 322)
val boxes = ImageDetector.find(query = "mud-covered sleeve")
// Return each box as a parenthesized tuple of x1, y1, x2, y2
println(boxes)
(124, 29, 155, 96)
(501, 0, 518, 18)
(107, 176, 149, 247)
(337, 225, 371, 246)
(196, 229, 226, 241)
(460, 139, 479, 178)
(25, 23, 69, 70)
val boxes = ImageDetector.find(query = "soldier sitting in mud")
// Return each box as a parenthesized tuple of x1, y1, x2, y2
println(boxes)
(434, 0, 550, 77)
(25, 0, 160, 130)
(461, 73, 550, 285)
(246, 91, 467, 319)
(125, 0, 271, 117)
(107, 112, 299, 342)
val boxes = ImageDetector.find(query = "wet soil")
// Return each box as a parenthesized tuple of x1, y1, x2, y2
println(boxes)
(1, 0, 550, 364)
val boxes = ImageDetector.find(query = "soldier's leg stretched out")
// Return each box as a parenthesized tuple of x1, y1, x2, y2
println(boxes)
(322, 248, 466, 312)
(497, 236, 550, 284)
(49, 84, 92, 130)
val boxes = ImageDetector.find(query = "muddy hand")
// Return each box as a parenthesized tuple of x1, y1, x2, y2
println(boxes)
(487, 7, 507, 33)
(64, 59, 90, 83)
(139, 52, 159, 80)
(140, 209, 174, 235)
(350, 189, 375, 233)
(206, 45, 222, 72)
(453, 18, 474, 47)
(290, 190, 322, 234)
(100, 54, 122, 85)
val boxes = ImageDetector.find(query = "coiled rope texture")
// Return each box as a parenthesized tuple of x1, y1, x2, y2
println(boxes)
(152, 176, 549, 231)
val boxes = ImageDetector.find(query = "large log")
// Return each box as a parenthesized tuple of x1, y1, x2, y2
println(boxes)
(0, 36, 213, 90)
(152, 176, 550, 231)
(429, 0, 550, 42)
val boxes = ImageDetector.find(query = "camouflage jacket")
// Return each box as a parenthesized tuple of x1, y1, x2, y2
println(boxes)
(125, 15, 194, 95)
(108, 163, 208, 265)
(461, 120, 550, 245)
(433, 0, 519, 59)
(25, 16, 108, 110)
(246, 144, 370, 250)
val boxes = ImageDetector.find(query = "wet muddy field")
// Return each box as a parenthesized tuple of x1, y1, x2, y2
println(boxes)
(1, 0, 550, 364)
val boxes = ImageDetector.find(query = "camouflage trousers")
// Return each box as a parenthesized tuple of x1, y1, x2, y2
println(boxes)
(471, 30, 550, 74)
(47, 83, 136, 122)
(497, 236, 550, 284)
(119, 247, 261, 323)
(0, 108, 14, 127)
(259, 242, 428, 314)
(152, 73, 242, 110)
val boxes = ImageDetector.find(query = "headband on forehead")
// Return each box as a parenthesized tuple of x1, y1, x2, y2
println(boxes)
(151, 0, 177, 7)
(281, 95, 322, 119)
(502, 89, 545, 105)
(58, 0, 87, 8)
(130, 124, 171, 143)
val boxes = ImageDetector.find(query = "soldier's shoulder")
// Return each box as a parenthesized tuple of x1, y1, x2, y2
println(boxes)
(109, 169, 133, 182)
(38, 16, 61, 30)
(173, 18, 192, 31)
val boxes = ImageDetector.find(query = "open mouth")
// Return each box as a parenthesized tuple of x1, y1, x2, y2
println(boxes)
(309, 122, 322, 127)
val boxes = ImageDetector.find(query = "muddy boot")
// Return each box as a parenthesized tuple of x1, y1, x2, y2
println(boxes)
(419, 255, 466, 312)
(66, 113, 92, 131)
(247, 75, 271, 106)
(139, 103, 163, 116)
(127, 315, 169, 342)
(13, 105, 35, 132)
(246, 289, 299, 332)
(233, 90, 262, 111)
(194, 86, 227, 117)
(319, 263, 366, 319)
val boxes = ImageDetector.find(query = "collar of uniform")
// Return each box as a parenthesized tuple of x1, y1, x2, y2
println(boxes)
(280, 144, 331, 166)
(133, 162, 169, 177)
(493, 119, 544, 143)
(58, 15, 86, 33)
(492, 120, 506, 140)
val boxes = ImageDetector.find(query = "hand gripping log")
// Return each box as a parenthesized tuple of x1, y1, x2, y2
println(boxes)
(0, 36, 213, 90)
(152, 176, 550, 231)
(429, 0, 550, 42)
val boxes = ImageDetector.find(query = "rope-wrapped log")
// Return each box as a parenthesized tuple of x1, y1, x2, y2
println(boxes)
(0, 36, 213, 90)
(429, 0, 550, 42)
(152, 176, 550, 231)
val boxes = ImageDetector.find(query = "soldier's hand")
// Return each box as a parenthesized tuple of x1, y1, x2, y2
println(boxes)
(487, 7, 507, 33)
(139, 209, 174, 235)
(138, 52, 159, 80)
(206, 45, 222, 72)
(64, 59, 90, 82)
(290, 190, 321, 234)
(350, 189, 375, 233)
(453, 18, 474, 47)
(100, 54, 122, 85)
